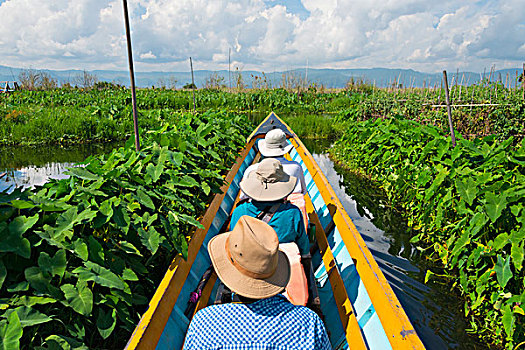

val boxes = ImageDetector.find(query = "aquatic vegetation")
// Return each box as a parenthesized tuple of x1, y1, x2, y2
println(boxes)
(0, 111, 250, 348)
(330, 114, 525, 348)
(1, 85, 522, 145)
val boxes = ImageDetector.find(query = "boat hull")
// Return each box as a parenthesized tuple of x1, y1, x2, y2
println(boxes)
(126, 112, 425, 350)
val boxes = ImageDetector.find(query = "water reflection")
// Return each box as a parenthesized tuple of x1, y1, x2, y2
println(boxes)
(0, 163, 75, 192)
(0, 142, 122, 192)
(301, 138, 487, 350)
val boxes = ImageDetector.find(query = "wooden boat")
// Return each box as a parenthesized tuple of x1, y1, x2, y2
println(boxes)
(125, 112, 425, 349)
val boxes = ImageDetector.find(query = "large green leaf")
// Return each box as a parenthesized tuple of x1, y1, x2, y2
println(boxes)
(135, 189, 155, 210)
(24, 267, 50, 294)
(139, 227, 160, 254)
(146, 146, 167, 183)
(112, 205, 130, 233)
(87, 236, 104, 265)
(168, 151, 183, 167)
(455, 178, 478, 206)
(38, 250, 67, 278)
(0, 260, 6, 290)
(60, 282, 93, 316)
(0, 234, 30, 258)
(54, 207, 78, 236)
(44, 334, 88, 350)
(72, 239, 88, 261)
(3, 306, 53, 328)
(484, 192, 507, 223)
(96, 308, 117, 339)
(0, 215, 38, 258)
(65, 167, 99, 181)
(450, 231, 471, 261)
(467, 212, 488, 237)
(501, 303, 515, 338)
(76, 208, 97, 224)
(511, 243, 524, 271)
(117, 241, 142, 256)
(9, 200, 35, 210)
(98, 199, 113, 219)
(72, 262, 126, 291)
(424, 166, 449, 201)
(492, 233, 510, 251)
(121, 268, 138, 281)
(0, 310, 22, 350)
(13, 296, 56, 307)
(495, 255, 513, 288)
(8, 214, 39, 236)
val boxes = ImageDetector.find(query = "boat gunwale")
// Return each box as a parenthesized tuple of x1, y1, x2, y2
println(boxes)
(283, 118, 424, 349)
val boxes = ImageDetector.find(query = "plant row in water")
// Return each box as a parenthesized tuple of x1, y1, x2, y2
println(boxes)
(0, 111, 250, 349)
(1, 86, 523, 145)
(330, 112, 525, 348)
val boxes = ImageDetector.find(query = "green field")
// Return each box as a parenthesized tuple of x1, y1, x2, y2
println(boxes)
(1, 86, 524, 348)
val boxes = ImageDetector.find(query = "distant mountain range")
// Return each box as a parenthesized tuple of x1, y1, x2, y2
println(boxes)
(0, 65, 522, 89)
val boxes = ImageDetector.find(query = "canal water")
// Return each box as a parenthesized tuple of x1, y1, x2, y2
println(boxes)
(0, 139, 487, 349)
(0, 142, 122, 192)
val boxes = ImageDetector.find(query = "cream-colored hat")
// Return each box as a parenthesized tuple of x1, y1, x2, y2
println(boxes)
(240, 158, 297, 201)
(208, 216, 291, 299)
(258, 129, 294, 157)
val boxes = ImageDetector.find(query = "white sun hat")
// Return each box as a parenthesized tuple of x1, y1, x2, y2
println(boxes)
(258, 128, 294, 157)
(240, 158, 297, 201)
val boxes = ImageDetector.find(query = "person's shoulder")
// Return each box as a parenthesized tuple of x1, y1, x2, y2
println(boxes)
(285, 303, 323, 323)
(282, 202, 302, 213)
(234, 200, 253, 211)
(281, 159, 302, 169)
(193, 303, 239, 321)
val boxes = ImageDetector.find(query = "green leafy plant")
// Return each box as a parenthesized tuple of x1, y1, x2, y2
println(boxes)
(0, 111, 250, 348)
(330, 115, 525, 348)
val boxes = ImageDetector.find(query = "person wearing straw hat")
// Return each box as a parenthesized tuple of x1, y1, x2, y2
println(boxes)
(231, 158, 310, 306)
(240, 128, 308, 229)
(183, 216, 330, 350)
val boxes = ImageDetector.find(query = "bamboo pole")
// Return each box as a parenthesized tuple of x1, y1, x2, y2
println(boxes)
(522, 63, 525, 100)
(190, 57, 196, 113)
(122, 0, 140, 151)
(443, 70, 456, 147)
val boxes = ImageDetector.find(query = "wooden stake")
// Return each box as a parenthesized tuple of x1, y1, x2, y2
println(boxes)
(443, 70, 456, 147)
(190, 57, 196, 113)
(228, 48, 231, 91)
(122, 0, 140, 151)
(522, 63, 525, 100)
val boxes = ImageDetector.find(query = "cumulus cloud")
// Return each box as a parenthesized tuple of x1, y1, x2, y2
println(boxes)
(0, 0, 522, 72)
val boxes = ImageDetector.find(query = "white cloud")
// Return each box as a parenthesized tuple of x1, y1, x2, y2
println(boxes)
(140, 51, 156, 59)
(0, 0, 522, 72)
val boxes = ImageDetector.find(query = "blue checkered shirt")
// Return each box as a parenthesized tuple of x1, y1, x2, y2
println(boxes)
(183, 294, 331, 350)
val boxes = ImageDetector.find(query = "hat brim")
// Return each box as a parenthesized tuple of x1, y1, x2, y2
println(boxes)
(258, 139, 294, 157)
(240, 172, 297, 201)
(208, 232, 291, 299)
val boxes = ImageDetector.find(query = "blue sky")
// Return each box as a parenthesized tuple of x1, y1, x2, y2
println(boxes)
(0, 0, 523, 72)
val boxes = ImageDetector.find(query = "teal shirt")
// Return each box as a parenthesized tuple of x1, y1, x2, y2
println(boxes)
(230, 201, 310, 256)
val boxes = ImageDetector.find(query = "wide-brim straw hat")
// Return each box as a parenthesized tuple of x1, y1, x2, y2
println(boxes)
(240, 158, 297, 201)
(258, 128, 294, 157)
(208, 216, 291, 299)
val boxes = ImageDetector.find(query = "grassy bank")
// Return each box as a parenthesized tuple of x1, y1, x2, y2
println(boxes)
(1, 86, 523, 145)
